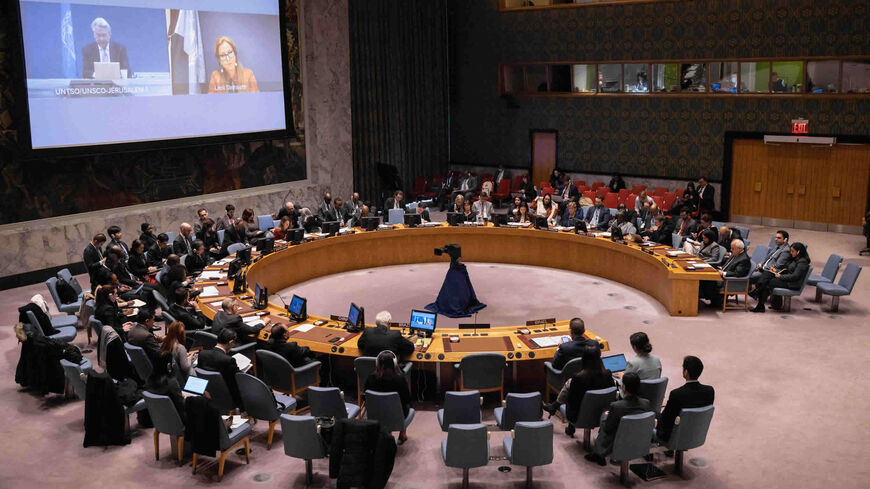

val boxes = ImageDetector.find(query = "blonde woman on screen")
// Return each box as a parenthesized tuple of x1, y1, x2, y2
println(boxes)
(208, 36, 259, 94)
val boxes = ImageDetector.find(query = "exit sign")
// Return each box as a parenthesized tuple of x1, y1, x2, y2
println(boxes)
(792, 118, 809, 135)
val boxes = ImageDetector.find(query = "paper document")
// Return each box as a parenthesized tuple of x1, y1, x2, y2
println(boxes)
(131, 299, 146, 308)
(199, 271, 225, 280)
(691, 263, 713, 268)
(293, 323, 316, 333)
(209, 301, 223, 307)
(200, 286, 220, 297)
(667, 251, 687, 256)
(222, 415, 248, 429)
(531, 336, 562, 348)
(242, 316, 264, 326)
(124, 307, 139, 317)
(233, 353, 252, 372)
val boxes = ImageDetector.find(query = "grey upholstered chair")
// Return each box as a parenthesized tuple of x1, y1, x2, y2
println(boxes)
(257, 215, 274, 231)
(454, 353, 506, 400)
(771, 265, 813, 312)
(559, 386, 617, 450)
(308, 387, 360, 420)
(637, 377, 669, 415)
(437, 390, 481, 432)
(817, 262, 862, 312)
(191, 414, 252, 480)
(611, 411, 656, 485)
(26, 310, 76, 343)
(721, 267, 753, 312)
(441, 423, 489, 489)
(217, 229, 226, 246)
(152, 290, 172, 318)
(88, 315, 103, 345)
(353, 356, 412, 407)
(364, 390, 415, 435)
(60, 358, 92, 400)
(494, 392, 542, 431)
(255, 350, 321, 406)
(768, 234, 777, 248)
(544, 357, 583, 402)
(57, 268, 85, 298)
(235, 372, 296, 449)
(142, 391, 186, 463)
(81, 300, 96, 343)
(188, 330, 218, 350)
(671, 232, 683, 249)
(503, 420, 554, 488)
(194, 368, 236, 413)
(749, 245, 770, 269)
(45, 277, 81, 314)
(165, 231, 175, 243)
(665, 405, 715, 476)
(280, 414, 328, 486)
(124, 342, 153, 381)
(808, 254, 843, 301)
(123, 396, 147, 434)
(226, 242, 247, 256)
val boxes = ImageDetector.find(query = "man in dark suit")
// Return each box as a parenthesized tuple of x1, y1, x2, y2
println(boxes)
(658, 356, 715, 442)
(696, 177, 715, 214)
(276, 201, 300, 227)
(172, 223, 195, 256)
(127, 310, 161, 363)
(215, 204, 235, 231)
(169, 287, 206, 330)
(383, 190, 405, 213)
(83, 233, 108, 291)
(211, 298, 266, 344)
(552, 318, 599, 370)
(184, 240, 208, 276)
(267, 324, 313, 367)
(584, 195, 612, 231)
(107, 225, 129, 262)
(675, 207, 697, 237)
(220, 219, 247, 255)
(356, 310, 415, 359)
(415, 202, 431, 223)
(146, 233, 171, 268)
(702, 239, 752, 307)
(81, 18, 132, 79)
(750, 230, 790, 283)
(196, 329, 243, 409)
(586, 372, 652, 465)
(643, 214, 676, 244)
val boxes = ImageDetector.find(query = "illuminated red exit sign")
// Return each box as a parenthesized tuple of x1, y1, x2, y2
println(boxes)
(792, 118, 809, 135)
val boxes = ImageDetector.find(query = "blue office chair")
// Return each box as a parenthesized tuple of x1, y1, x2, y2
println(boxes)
(441, 423, 489, 489)
(559, 386, 617, 450)
(637, 377, 668, 415)
(257, 215, 274, 231)
(494, 392, 542, 431)
(124, 342, 153, 381)
(236, 372, 296, 449)
(437, 390, 482, 432)
(611, 411, 656, 485)
(808, 254, 843, 302)
(364, 390, 415, 436)
(45, 277, 81, 315)
(503, 421, 554, 488)
(771, 265, 813, 312)
(817, 263, 862, 312)
(26, 310, 76, 343)
(191, 414, 252, 480)
(308, 387, 360, 420)
(280, 414, 328, 485)
(143, 391, 187, 463)
(665, 405, 715, 476)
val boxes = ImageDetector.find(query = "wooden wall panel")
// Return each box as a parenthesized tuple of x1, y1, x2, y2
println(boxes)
(764, 144, 799, 220)
(828, 145, 870, 226)
(794, 146, 832, 224)
(730, 139, 766, 217)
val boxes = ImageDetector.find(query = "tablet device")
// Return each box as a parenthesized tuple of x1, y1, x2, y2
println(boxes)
(183, 376, 208, 395)
(602, 353, 627, 373)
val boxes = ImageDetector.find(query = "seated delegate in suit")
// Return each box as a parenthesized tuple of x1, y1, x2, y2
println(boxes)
(750, 242, 810, 313)
(675, 207, 697, 237)
(276, 201, 300, 225)
(449, 194, 465, 214)
(383, 190, 405, 213)
(196, 218, 222, 259)
(272, 216, 293, 241)
(519, 174, 537, 202)
(507, 196, 524, 220)
(212, 298, 267, 344)
(544, 345, 615, 437)
(560, 201, 583, 227)
(642, 214, 676, 244)
(472, 193, 494, 221)
(169, 287, 207, 330)
(215, 204, 235, 231)
(682, 213, 718, 255)
(658, 356, 715, 442)
(534, 194, 558, 225)
(356, 310, 415, 359)
(94, 285, 133, 340)
(460, 201, 478, 222)
(127, 239, 158, 281)
(240, 208, 265, 244)
(364, 350, 412, 444)
(172, 223, 195, 257)
(608, 174, 626, 193)
(415, 202, 431, 223)
(221, 219, 248, 255)
(511, 202, 532, 223)
(196, 329, 243, 409)
(139, 223, 158, 251)
(556, 175, 579, 204)
(696, 229, 724, 265)
(147, 233, 171, 268)
(611, 211, 637, 237)
(584, 195, 612, 231)
(551, 318, 598, 370)
(145, 352, 187, 424)
(701, 239, 751, 308)
(81, 17, 132, 79)
(266, 324, 314, 367)
(208, 36, 259, 94)
(585, 372, 652, 465)
(634, 190, 654, 214)
(127, 309, 161, 363)
(716, 225, 742, 250)
(184, 240, 209, 276)
(751, 230, 791, 283)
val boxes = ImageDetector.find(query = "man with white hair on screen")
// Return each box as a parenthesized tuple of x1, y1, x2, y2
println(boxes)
(81, 17, 132, 79)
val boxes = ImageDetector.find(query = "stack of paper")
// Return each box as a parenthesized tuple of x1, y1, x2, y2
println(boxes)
(233, 353, 252, 372)
(131, 299, 146, 308)
(531, 336, 563, 348)
(200, 286, 220, 297)
(242, 316, 265, 327)
(222, 415, 249, 429)
(293, 323, 316, 333)
(667, 250, 687, 256)
(199, 271, 225, 280)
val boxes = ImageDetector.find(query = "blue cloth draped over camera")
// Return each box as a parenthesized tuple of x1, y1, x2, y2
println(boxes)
(425, 260, 486, 318)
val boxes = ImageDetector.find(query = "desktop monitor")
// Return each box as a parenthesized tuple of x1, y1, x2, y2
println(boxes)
(446, 212, 462, 226)
(288, 294, 307, 321)
(254, 283, 262, 307)
(257, 237, 275, 254)
(253, 283, 268, 310)
(534, 215, 549, 230)
(322, 221, 340, 236)
(602, 353, 627, 373)
(404, 213, 422, 227)
(287, 228, 304, 244)
(361, 216, 380, 231)
(409, 309, 437, 336)
(574, 219, 588, 233)
(228, 258, 243, 280)
(491, 213, 508, 227)
(346, 302, 364, 331)
(237, 246, 253, 265)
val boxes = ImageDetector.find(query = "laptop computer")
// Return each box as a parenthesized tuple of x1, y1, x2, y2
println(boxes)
(93, 62, 121, 80)
(602, 353, 627, 373)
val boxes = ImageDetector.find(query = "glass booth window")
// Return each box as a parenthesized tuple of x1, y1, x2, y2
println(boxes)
(526, 65, 548, 92)
(549, 65, 572, 93)
(680, 63, 706, 92)
(771, 61, 803, 93)
(709, 62, 739, 93)
(652, 63, 680, 92)
(503, 65, 524, 93)
(740, 62, 771, 93)
(598, 64, 622, 93)
(624, 64, 649, 93)
(806, 61, 839, 93)
(572, 64, 597, 93)
(842, 60, 870, 94)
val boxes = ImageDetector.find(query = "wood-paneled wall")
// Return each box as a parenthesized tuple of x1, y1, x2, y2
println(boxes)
(731, 139, 870, 229)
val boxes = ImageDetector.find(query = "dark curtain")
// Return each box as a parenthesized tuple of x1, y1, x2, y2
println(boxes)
(349, 0, 449, 209)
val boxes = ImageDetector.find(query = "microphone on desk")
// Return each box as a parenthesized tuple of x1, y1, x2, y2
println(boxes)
(274, 293, 292, 313)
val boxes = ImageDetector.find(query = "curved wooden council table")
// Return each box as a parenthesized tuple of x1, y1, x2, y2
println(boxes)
(194, 224, 719, 391)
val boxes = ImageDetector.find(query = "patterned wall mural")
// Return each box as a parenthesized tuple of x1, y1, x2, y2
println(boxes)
(449, 0, 870, 180)
(0, 0, 306, 226)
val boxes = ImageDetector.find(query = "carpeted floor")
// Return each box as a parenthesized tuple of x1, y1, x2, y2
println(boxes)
(1, 222, 868, 488)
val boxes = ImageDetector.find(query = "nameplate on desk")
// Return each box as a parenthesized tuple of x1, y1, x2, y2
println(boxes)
(526, 318, 556, 326)
(330, 315, 348, 322)
(389, 322, 410, 329)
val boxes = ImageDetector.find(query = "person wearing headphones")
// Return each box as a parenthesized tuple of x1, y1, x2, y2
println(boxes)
(356, 310, 415, 359)
(363, 350, 412, 444)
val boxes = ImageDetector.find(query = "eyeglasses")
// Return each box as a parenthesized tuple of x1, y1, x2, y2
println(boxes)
(218, 51, 235, 61)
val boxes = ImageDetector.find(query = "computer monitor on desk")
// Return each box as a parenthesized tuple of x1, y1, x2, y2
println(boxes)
(288, 294, 307, 321)
(322, 221, 340, 236)
(253, 283, 268, 310)
(346, 302, 364, 332)
(404, 213, 422, 227)
(361, 216, 380, 231)
(409, 309, 437, 337)
(287, 228, 304, 244)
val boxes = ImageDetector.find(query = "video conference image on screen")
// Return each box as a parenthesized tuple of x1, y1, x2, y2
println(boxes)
(18, 0, 287, 149)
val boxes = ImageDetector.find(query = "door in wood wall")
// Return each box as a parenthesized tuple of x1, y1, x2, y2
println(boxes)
(730, 139, 870, 233)
(530, 130, 557, 189)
